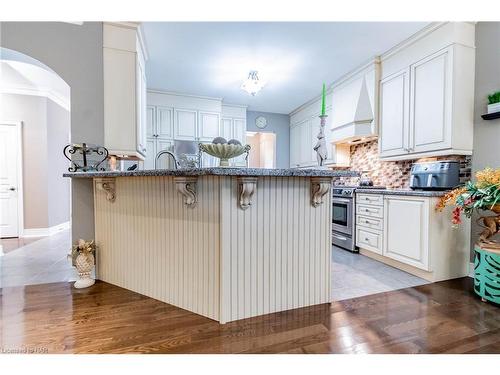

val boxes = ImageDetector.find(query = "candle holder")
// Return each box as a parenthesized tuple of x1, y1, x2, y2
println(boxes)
(313, 114, 328, 167)
(63, 143, 109, 172)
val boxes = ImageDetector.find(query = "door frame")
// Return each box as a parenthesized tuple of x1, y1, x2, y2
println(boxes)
(1, 120, 24, 238)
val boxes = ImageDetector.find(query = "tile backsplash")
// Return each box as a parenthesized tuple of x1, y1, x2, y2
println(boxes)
(334, 140, 472, 188)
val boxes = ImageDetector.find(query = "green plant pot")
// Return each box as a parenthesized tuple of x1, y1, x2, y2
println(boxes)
(474, 245, 500, 304)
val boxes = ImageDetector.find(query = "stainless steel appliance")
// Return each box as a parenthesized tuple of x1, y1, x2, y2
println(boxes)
(409, 160, 460, 190)
(332, 187, 357, 252)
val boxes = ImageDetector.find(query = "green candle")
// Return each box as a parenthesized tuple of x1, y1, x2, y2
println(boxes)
(321, 83, 326, 116)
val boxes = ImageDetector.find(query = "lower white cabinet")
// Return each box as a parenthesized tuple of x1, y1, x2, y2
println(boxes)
(356, 192, 470, 282)
(383, 196, 430, 271)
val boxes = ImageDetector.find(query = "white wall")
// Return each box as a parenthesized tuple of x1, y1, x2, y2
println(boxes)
(1, 22, 104, 241)
(471, 22, 500, 254)
(0, 94, 70, 230)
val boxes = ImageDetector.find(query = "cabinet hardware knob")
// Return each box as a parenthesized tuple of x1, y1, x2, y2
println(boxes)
(9, 187, 16, 191)
(365, 237, 369, 241)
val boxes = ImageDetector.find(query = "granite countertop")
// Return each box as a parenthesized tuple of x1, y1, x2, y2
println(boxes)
(356, 188, 448, 197)
(64, 167, 360, 179)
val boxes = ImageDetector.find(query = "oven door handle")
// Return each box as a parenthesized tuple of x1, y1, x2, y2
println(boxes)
(332, 198, 352, 203)
(332, 233, 348, 241)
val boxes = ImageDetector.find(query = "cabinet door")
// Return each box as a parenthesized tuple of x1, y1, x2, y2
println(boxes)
(298, 119, 311, 166)
(220, 118, 233, 140)
(383, 196, 430, 271)
(232, 118, 247, 166)
(310, 115, 321, 164)
(157, 106, 173, 139)
(136, 53, 147, 157)
(144, 138, 156, 170)
(174, 109, 198, 140)
(232, 118, 246, 143)
(155, 139, 175, 169)
(410, 48, 452, 153)
(379, 69, 410, 158)
(198, 111, 220, 141)
(146, 106, 156, 138)
(290, 124, 300, 167)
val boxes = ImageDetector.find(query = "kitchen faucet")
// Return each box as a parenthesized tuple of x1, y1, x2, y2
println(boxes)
(154, 150, 179, 169)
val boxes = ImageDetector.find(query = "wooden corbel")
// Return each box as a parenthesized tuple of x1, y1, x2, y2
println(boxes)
(310, 177, 332, 207)
(238, 177, 258, 210)
(95, 178, 116, 202)
(174, 176, 198, 207)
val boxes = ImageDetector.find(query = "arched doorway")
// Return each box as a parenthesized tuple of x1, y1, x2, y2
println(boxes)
(0, 47, 74, 286)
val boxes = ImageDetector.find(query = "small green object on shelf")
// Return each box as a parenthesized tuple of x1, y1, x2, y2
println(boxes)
(474, 245, 500, 305)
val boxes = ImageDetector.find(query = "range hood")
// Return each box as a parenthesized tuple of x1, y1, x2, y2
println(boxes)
(330, 59, 380, 145)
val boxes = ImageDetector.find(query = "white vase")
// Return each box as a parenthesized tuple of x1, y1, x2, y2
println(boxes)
(487, 102, 500, 114)
(74, 252, 95, 289)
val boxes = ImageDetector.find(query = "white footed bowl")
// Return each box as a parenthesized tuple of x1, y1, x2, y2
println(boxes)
(199, 143, 251, 167)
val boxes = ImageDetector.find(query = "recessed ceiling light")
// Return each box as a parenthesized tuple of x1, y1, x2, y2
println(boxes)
(241, 70, 266, 96)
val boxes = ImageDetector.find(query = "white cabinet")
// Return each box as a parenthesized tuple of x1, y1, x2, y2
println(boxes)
(356, 192, 470, 282)
(410, 49, 451, 154)
(219, 117, 247, 166)
(198, 111, 220, 141)
(379, 69, 410, 157)
(174, 109, 198, 140)
(383, 196, 430, 271)
(103, 22, 148, 160)
(379, 23, 475, 160)
(157, 106, 173, 138)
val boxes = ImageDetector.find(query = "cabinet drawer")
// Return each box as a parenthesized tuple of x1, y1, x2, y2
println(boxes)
(356, 227, 383, 254)
(356, 215, 383, 231)
(356, 193, 383, 206)
(356, 204, 383, 218)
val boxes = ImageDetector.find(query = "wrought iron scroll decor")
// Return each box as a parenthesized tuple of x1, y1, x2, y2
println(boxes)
(63, 143, 109, 172)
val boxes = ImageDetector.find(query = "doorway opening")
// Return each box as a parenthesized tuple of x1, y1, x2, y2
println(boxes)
(246, 131, 276, 169)
(0, 47, 74, 287)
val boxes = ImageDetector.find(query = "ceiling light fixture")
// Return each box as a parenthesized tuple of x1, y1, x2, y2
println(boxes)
(241, 70, 266, 96)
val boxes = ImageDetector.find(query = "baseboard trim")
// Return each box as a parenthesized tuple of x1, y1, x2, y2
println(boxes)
(22, 221, 70, 237)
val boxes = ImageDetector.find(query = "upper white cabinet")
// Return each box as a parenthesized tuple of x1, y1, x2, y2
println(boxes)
(379, 68, 410, 157)
(174, 109, 198, 140)
(198, 111, 220, 141)
(289, 95, 350, 168)
(379, 22, 475, 160)
(144, 93, 247, 168)
(103, 22, 148, 159)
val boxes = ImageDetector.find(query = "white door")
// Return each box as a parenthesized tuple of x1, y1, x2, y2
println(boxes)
(198, 112, 220, 141)
(157, 106, 173, 138)
(383, 196, 430, 271)
(410, 48, 452, 153)
(174, 109, 198, 140)
(0, 123, 21, 238)
(379, 68, 410, 158)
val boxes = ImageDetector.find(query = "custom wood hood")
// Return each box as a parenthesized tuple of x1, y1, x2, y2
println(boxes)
(330, 58, 380, 145)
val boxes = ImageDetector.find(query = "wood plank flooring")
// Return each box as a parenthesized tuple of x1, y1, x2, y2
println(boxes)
(1, 277, 499, 353)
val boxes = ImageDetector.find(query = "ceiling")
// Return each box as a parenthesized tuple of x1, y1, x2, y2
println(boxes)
(142, 22, 429, 114)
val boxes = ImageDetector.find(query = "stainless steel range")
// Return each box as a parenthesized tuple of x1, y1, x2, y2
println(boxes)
(331, 187, 357, 252)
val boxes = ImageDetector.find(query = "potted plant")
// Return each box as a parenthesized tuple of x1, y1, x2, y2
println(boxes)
(71, 239, 96, 289)
(436, 167, 500, 304)
(487, 91, 500, 114)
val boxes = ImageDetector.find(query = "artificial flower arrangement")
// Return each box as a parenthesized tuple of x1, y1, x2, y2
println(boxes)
(436, 167, 500, 244)
(71, 239, 96, 261)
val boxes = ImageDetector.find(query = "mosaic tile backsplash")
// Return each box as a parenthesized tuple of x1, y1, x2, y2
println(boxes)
(334, 140, 472, 188)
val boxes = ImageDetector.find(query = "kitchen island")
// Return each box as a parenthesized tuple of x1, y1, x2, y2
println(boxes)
(65, 168, 358, 323)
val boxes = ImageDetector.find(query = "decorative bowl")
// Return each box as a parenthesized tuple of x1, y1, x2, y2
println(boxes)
(199, 143, 251, 167)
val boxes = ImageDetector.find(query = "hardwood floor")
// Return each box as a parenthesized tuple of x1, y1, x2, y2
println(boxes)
(1, 277, 499, 354)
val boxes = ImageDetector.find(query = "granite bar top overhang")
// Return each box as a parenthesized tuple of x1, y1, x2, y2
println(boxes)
(64, 167, 360, 179)
(357, 188, 448, 197)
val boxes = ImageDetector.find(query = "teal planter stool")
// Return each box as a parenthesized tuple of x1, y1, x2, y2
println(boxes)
(474, 245, 500, 304)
